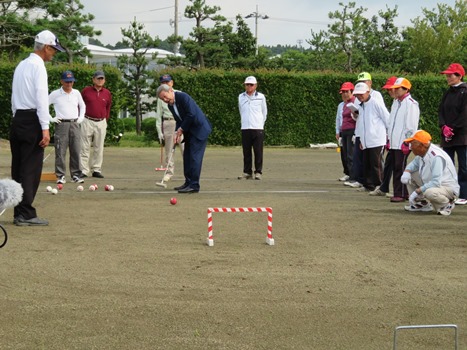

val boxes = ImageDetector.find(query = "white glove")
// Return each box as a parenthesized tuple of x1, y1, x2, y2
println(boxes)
(338, 137, 342, 147)
(400, 171, 411, 184)
(351, 135, 356, 144)
(50, 117, 61, 124)
(77, 116, 84, 124)
(409, 191, 418, 206)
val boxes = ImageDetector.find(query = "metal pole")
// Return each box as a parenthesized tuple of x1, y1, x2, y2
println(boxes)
(174, 0, 179, 54)
(255, 4, 259, 55)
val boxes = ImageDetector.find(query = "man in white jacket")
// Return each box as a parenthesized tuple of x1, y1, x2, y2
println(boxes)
(401, 130, 459, 216)
(353, 82, 389, 192)
(386, 78, 420, 202)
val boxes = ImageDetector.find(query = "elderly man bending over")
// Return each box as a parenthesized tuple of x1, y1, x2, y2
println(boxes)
(401, 130, 459, 216)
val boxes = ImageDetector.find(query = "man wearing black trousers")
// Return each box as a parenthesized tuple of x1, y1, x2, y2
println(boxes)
(156, 84, 211, 193)
(10, 30, 64, 226)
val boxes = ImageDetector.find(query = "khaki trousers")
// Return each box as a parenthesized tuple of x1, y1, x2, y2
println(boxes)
(408, 171, 456, 212)
(80, 118, 107, 176)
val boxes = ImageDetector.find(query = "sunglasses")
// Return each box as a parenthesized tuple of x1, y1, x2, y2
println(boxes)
(245, 83, 254, 86)
(96, 77, 105, 80)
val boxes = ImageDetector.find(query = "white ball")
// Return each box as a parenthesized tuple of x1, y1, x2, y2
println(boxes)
(46, 186, 53, 192)
(109, 185, 114, 191)
(51, 188, 58, 195)
(89, 185, 96, 191)
(76, 185, 84, 192)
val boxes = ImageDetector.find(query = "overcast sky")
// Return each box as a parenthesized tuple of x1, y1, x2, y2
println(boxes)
(78, 0, 457, 47)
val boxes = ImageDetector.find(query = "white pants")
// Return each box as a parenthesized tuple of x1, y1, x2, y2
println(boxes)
(408, 171, 457, 212)
(162, 119, 184, 178)
(80, 118, 107, 176)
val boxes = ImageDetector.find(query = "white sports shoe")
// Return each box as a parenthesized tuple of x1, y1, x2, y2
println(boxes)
(345, 181, 362, 188)
(454, 198, 467, 205)
(56, 176, 66, 184)
(369, 187, 386, 196)
(438, 202, 455, 216)
(404, 202, 433, 212)
(338, 175, 350, 182)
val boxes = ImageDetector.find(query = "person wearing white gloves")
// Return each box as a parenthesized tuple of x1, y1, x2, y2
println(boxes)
(154, 74, 183, 182)
(401, 130, 459, 216)
(49, 71, 86, 184)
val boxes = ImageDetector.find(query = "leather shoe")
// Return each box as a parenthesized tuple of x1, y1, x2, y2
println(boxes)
(174, 183, 189, 191)
(92, 172, 104, 178)
(178, 187, 199, 193)
(15, 216, 49, 226)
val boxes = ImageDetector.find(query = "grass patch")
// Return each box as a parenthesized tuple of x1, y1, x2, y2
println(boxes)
(110, 131, 158, 148)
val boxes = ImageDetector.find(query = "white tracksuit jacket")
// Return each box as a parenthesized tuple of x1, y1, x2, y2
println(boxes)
(355, 93, 389, 149)
(388, 93, 420, 150)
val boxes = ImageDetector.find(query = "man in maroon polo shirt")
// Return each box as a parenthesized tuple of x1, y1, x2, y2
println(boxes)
(80, 70, 112, 178)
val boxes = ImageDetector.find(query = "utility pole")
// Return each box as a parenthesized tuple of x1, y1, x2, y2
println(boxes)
(174, 0, 179, 54)
(245, 4, 268, 55)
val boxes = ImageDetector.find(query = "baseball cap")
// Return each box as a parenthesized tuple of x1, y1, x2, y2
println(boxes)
(357, 72, 372, 81)
(390, 77, 412, 90)
(382, 76, 397, 89)
(244, 76, 257, 85)
(404, 130, 432, 144)
(35, 30, 65, 52)
(339, 82, 354, 93)
(61, 71, 75, 82)
(353, 82, 370, 95)
(440, 63, 465, 77)
(93, 71, 105, 78)
(160, 74, 173, 83)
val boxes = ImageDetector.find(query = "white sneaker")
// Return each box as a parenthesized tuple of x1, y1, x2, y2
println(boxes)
(345, 181, 362, 188)
(369, 187, 386, 196)
(254, 173, 262, 180)
(72, 176, 84, 183)
(357, 186, 369, 192)
(56, 176, 66, 184)
(438, 202, 455, 216)
(454, 198, 467, 205)
(237, 173, 252, 180)
(338, 175, 350, 182)
(404, 202, 433, 212)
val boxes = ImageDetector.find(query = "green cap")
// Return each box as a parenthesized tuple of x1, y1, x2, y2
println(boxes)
(357, 72, 372, 81)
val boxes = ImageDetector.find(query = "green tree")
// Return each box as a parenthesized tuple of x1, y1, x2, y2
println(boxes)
(401, 0, 467, 73)
(35, 0, 100, 63)
(183, 0, 226, 68)
(116, 19, 160, 135)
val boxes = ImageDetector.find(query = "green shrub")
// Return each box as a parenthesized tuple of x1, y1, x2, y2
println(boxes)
(142, 117, 158, 145)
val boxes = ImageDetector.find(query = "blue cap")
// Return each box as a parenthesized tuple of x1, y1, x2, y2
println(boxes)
(61, 71, 75, 82)
(159, 74, 173, 83)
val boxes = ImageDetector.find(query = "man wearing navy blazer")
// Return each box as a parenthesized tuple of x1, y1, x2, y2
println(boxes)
(156, 84, 212, 193)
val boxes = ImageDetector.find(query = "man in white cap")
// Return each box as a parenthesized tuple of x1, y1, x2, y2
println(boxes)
(10, 30, 64, 226)
(238, 76, 268, 180)
(352, 82, 389, 192)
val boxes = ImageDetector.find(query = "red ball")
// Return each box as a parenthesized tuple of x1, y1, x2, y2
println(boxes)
(170, 197, 177, 205)
(105, 185, 110, 191)
(56, 184, 63, 190)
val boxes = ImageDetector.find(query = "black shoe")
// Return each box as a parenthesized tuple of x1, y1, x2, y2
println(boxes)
(178, 187, 199, 193)
(92, 172, 104, 178)
(15, 217, 49, 226)
(81, 174, 88, 178)
(174, 183, 189, 191)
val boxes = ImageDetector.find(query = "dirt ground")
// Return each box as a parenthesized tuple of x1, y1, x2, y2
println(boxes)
(0, 141, 466, 350)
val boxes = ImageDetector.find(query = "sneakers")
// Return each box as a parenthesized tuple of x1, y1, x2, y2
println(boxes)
(404, 202, 433, 212)
(357, 186, 369, 192)
(454, 198, 467, 205)
(338, 175, 350, 182)
(369, 187, 386, 196)
(15, 216, 49, 226)
(390, 196, 405, 202)
(92, 172, 104, 178)
(72, 176, 84, 183)
(344, 181, 362, 188)
(237, 173, 252, 180)
(254, 173, 262, 180)
(438, 202, 455, 216)
(56, 176, 66, 184)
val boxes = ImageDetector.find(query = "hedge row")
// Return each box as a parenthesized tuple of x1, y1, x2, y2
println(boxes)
(0, 63, 448, 146)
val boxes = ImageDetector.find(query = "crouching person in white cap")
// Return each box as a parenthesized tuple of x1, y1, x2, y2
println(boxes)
(401, 130, 459, 216)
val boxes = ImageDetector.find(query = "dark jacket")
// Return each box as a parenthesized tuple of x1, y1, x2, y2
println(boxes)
(168, 91, 212, 141)
(438, 82, 467, 147)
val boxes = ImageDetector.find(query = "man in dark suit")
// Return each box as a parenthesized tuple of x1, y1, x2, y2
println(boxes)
(156, 84, 212, 193)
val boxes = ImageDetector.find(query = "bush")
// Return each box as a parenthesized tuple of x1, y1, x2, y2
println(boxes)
(142, 118, 158, 145)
